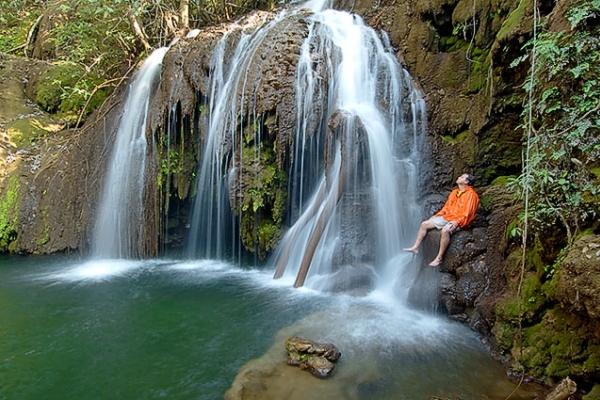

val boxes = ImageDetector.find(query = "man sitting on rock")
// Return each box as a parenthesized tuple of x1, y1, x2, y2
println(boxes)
(403, 173, 480, 267)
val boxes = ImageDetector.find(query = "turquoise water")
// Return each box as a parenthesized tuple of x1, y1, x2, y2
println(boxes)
(0, 256, 537, 399)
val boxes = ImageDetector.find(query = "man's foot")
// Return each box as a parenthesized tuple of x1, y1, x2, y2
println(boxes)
(429, 257, 442, 267)
(403, 247, 419, 254)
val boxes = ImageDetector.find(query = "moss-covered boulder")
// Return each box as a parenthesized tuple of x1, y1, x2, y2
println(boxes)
(554, 235, 600, 320)
(26, 61, 108, 123)
(518, 307, 600, 383)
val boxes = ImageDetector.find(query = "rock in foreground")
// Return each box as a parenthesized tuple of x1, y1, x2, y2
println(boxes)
(285, 336, 341, 378)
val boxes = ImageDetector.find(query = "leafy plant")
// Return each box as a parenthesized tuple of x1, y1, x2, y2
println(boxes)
(511, 0, 600, 245)
(0, 0, 45, 52)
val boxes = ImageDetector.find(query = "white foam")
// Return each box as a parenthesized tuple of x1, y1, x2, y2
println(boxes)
(167, 259, 230, 271)
(46, 259, 146, 282)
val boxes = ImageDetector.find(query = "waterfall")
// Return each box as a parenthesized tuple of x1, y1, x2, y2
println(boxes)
(272, 6, 426, 292)
(186, 12, 289, 260)
(92, 48, 168, 259)
(184, 2, 426, 295)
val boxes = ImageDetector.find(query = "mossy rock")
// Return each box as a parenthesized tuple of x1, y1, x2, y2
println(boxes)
(490, 175, 514, 186)
(491, 319, 517, 351)
(519, 307, 600, 382)
(0, 175, 20, 252)
(237, 143, 287, 259)
(495, 0, 529, 45)
(583, 385, 600, 400)
(34, 61, 108, 121)
(494, 272, 545, 323)
(5, 115, 65, 148)
(442, 130, 469, 143)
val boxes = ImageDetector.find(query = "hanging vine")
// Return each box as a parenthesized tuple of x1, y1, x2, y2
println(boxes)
(508, 0, 600, 247)
(503, 0, 600, 393)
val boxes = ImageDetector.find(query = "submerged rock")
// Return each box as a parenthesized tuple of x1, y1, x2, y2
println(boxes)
(285, 336, 341, 378)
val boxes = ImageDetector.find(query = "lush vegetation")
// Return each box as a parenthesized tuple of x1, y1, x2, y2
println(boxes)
(495, 0, 600, 386)
(510, 0, 600, 245)
(1, 0, 278, 122)
(0, 176, 20, 252)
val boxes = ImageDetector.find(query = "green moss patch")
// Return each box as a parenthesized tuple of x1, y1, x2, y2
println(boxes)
(583, 385, 600, 400)
(0, 175, 20, 251)
(238, 142, 287, 259)
(520, 307, 600, 382)
(442, 130, 469, 143)
(35, 61, 108, 122)
(6, 116, 65, 148)
(495, 0, 528, 45)
(491, 176, 514, 186)
(495, 271, 545, 323)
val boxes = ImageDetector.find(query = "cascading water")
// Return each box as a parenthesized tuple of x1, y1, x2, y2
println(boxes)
(270, 3, 426, 293)
(92, 47, 168, 259)
(185, 1, 427, 296)
(185, 11, 292, 260)
(0, 7, 539, 397)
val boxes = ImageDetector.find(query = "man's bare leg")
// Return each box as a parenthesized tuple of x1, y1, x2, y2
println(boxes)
(429, 228, 451, 266)
(403, 220, 435, 254)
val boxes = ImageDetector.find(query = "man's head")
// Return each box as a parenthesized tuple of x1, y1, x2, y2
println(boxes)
(465, 174, 475, 186)
(457, 173, 476, 187)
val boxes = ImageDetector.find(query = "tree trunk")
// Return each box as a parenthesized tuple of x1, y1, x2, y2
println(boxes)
(128, 13, 150, 51)
(180, 0, 189, 30)
(293, 164, 346, 288)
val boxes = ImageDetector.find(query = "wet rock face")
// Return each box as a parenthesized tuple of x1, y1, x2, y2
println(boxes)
(149, 10, 313, 168)
(144, 10, 317, 257)
(0, 54, 123, 254)
(416, 186, 508, 335)
(556, 235, 600, 320)
(422, 227, 489, 319)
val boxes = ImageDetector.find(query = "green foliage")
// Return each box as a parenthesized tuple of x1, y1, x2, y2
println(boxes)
(0, 0, 44, 52)
(0, 176, 20, 251)
(510, 0, 600, 245)
(51, 0, 139, 77)
(567, 0, 600, 29)
(35, 61, 107, 118)
(3, 0, 279, 122)
(47, 0, 279, 73)
(239, 142, 286, 259)
(506, 214, 523, 240)
(583, 384, 600, 400)
(161, 150, 181, 175)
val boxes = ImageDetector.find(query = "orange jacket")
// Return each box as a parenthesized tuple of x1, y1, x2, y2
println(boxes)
(434, 186, 480, 228)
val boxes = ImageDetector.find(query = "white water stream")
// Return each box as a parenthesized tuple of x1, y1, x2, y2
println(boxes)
(275, 4, 426, 293)
(92, 47, 168, 259)
(185, 1, 427, 297)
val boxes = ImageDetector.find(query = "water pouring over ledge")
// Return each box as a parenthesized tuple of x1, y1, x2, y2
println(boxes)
(92, 47, 169, 259)
(183, 0, 426, 294)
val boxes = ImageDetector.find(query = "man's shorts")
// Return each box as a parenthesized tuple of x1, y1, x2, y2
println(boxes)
(429, 216, 460, 234)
